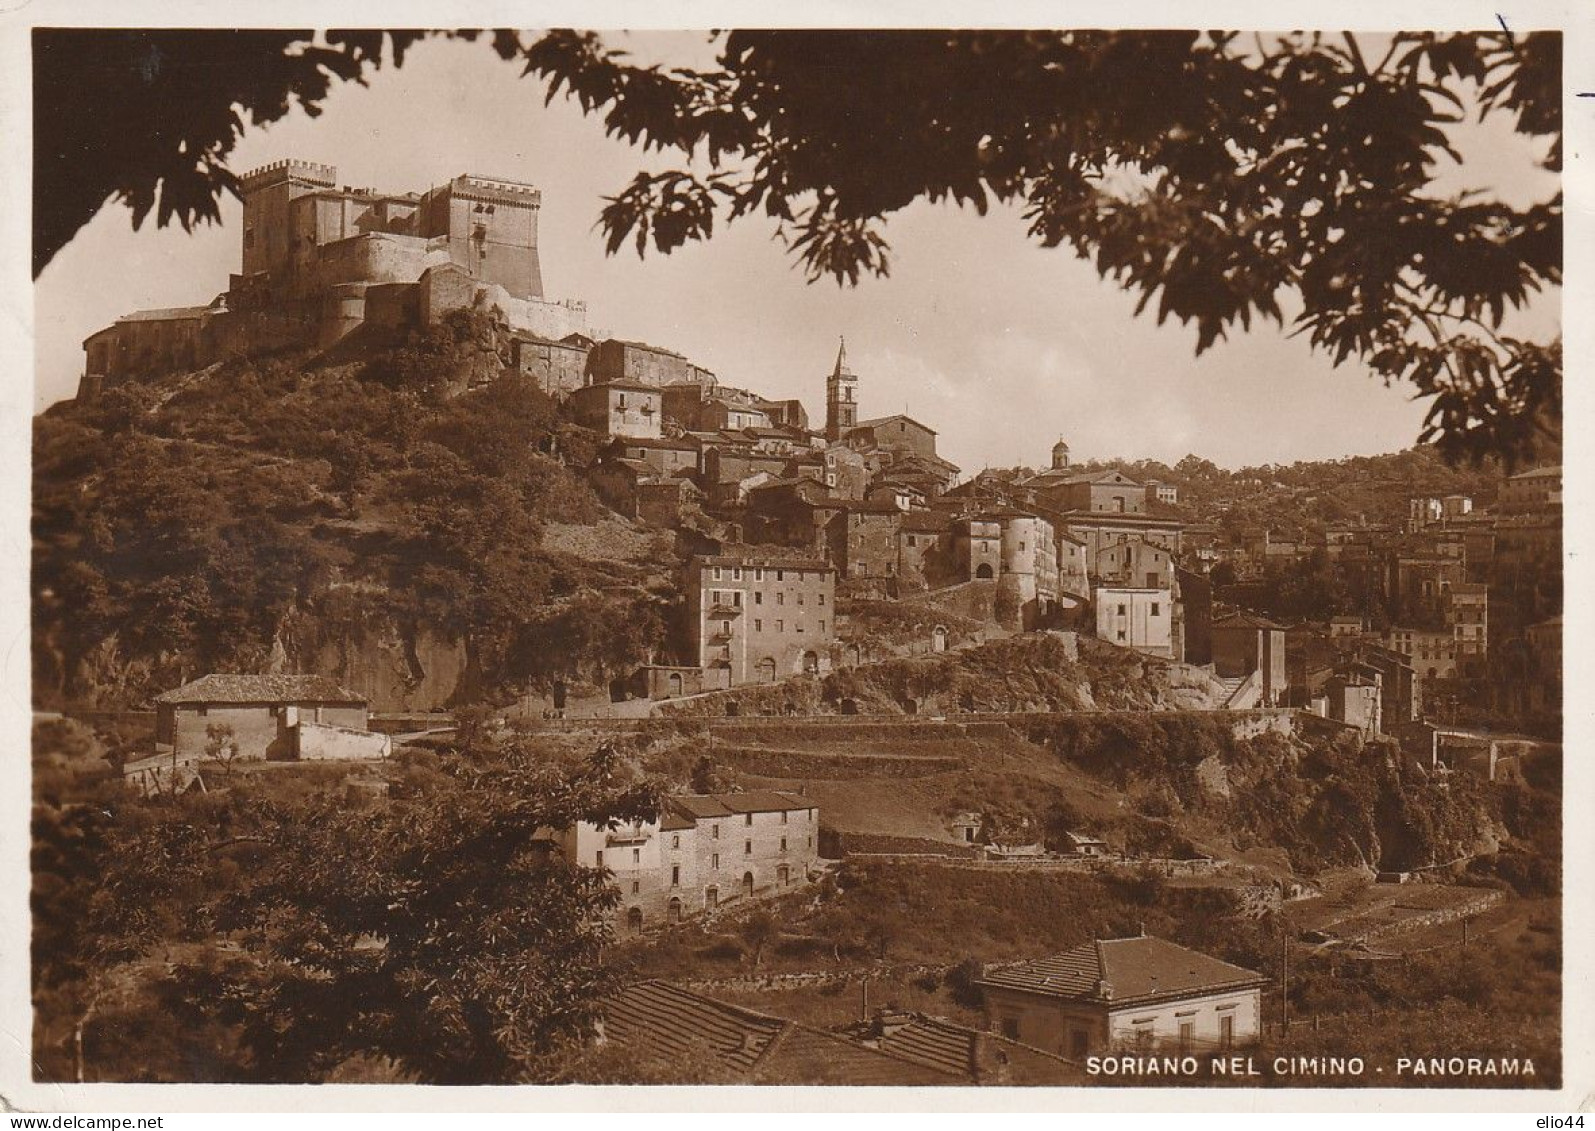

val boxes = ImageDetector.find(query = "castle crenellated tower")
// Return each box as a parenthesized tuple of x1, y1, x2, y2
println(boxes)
(239, 160, 338, 279)
(825, 337, 858, 442)
(80, 157, 579, 401)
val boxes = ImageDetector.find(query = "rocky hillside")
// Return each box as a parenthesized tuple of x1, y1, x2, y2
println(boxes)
(33, 312, 677, 711)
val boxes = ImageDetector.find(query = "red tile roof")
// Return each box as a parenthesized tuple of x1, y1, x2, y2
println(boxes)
(977, 935, 1264, 1007)
(601, 981, 784, 1072)
(156, 673, 365, 706)
(714, 790, 810, 814)
(757, 1024, 959, 1085)
(666, 795, 735, 820)
(872, 1016, 977, 1078)
(1211, 611, 1286, 631)
(600, 981, 960, 1085)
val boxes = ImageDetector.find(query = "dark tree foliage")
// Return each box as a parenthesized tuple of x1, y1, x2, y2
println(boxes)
(37, 29, 1560, 464)
(528, 29, 1561, 466)
(35, 732, 663, 1084)
(192, 742, 659, 1083)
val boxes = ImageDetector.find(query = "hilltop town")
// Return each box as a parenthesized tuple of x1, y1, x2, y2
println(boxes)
(32, 159, 1563, 1086)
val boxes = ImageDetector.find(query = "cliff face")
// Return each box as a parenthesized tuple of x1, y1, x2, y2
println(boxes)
(287, 605, 473, 712)
(33, 317, 673, 713)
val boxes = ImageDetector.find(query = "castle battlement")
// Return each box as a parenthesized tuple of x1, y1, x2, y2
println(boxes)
(80, 155, 581, 399)
(239, 159, 338, 192)
(449, 174, 542, 208)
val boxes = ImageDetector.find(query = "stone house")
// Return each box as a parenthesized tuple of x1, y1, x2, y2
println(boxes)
(976, 935, 1265, 1058)
(1387, 553, 1467, 628)
(605, 436, 699, 477)
(686, 552, 837, 685)
(1063, 831, 1109, 857)
(510, 332, 590, 398)
(1094, 587, 1175, 658)
(1052, 511, 1184, 568)
(1210, 611, 1288, 706)
(702, 448, 790, 505)
(586, 337, 715, 389)
(897, 510, 956, 589)
(568, 380, 662, 440)
(953, 516, 1004, 580)
(153, 673, 374, 763)
(1328, 615, 1365, 639)
(549, 790, 819, 932)
(845, 414, 939, 462)
(1384, 625, 1458, 680)
(744, 478, 849, 554)
(1091, 535, 1175, 591)
(830, 500, 905, 581)
(1354, 644, 1421, 730)
(1029, 468, 1148, 515)
(1317, 673, 1383, 737)
(1497, 464, 1560, 515)
(817, 443, 871, 499)
(1056, 531, 1090, 602)
(1445, 582, 1490, 676)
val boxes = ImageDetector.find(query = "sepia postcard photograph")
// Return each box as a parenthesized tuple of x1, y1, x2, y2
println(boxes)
(4, 1, 1590, 1118)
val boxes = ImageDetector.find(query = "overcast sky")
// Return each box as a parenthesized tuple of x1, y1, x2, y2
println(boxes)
(32, 32, 1561, 473)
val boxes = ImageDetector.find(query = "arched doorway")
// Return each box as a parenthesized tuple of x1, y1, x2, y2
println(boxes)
(627, 906, 643, 934)
(777, 865, 790, 886)
(705, 886, 718, 910)
(742, 871, 755, 899)
(932, 625, 948, 653)
(668, 897, 683, 923)
(976, 563, 994, 579)
(802, 650, 820, 675)
(847, 643, 862, 667)
(667, 671, 684, 697)
(756, 657, 777, 683)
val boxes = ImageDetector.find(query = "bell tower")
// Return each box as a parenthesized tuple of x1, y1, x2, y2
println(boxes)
(825, 337, 859, 442)
(1051, 437, 1071, 470)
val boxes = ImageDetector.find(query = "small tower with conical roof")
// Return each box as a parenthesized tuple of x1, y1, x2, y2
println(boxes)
(825, 337, 859, 442)
(1051, 437, 1071, 470)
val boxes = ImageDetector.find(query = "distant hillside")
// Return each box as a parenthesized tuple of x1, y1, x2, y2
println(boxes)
(1069, 446, 1545, 538)
(32, 312, 676, 711)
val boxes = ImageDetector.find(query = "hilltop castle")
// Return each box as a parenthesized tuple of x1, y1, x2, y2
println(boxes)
(78, 159, 589, 399)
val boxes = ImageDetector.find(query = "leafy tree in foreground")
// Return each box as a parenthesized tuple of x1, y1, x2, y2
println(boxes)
(36, 29, 1560, 462)
(189, 742, 660, 1083)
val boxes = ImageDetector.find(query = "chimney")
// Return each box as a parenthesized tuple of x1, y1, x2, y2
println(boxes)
(1095, 979, 1115, 1002)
